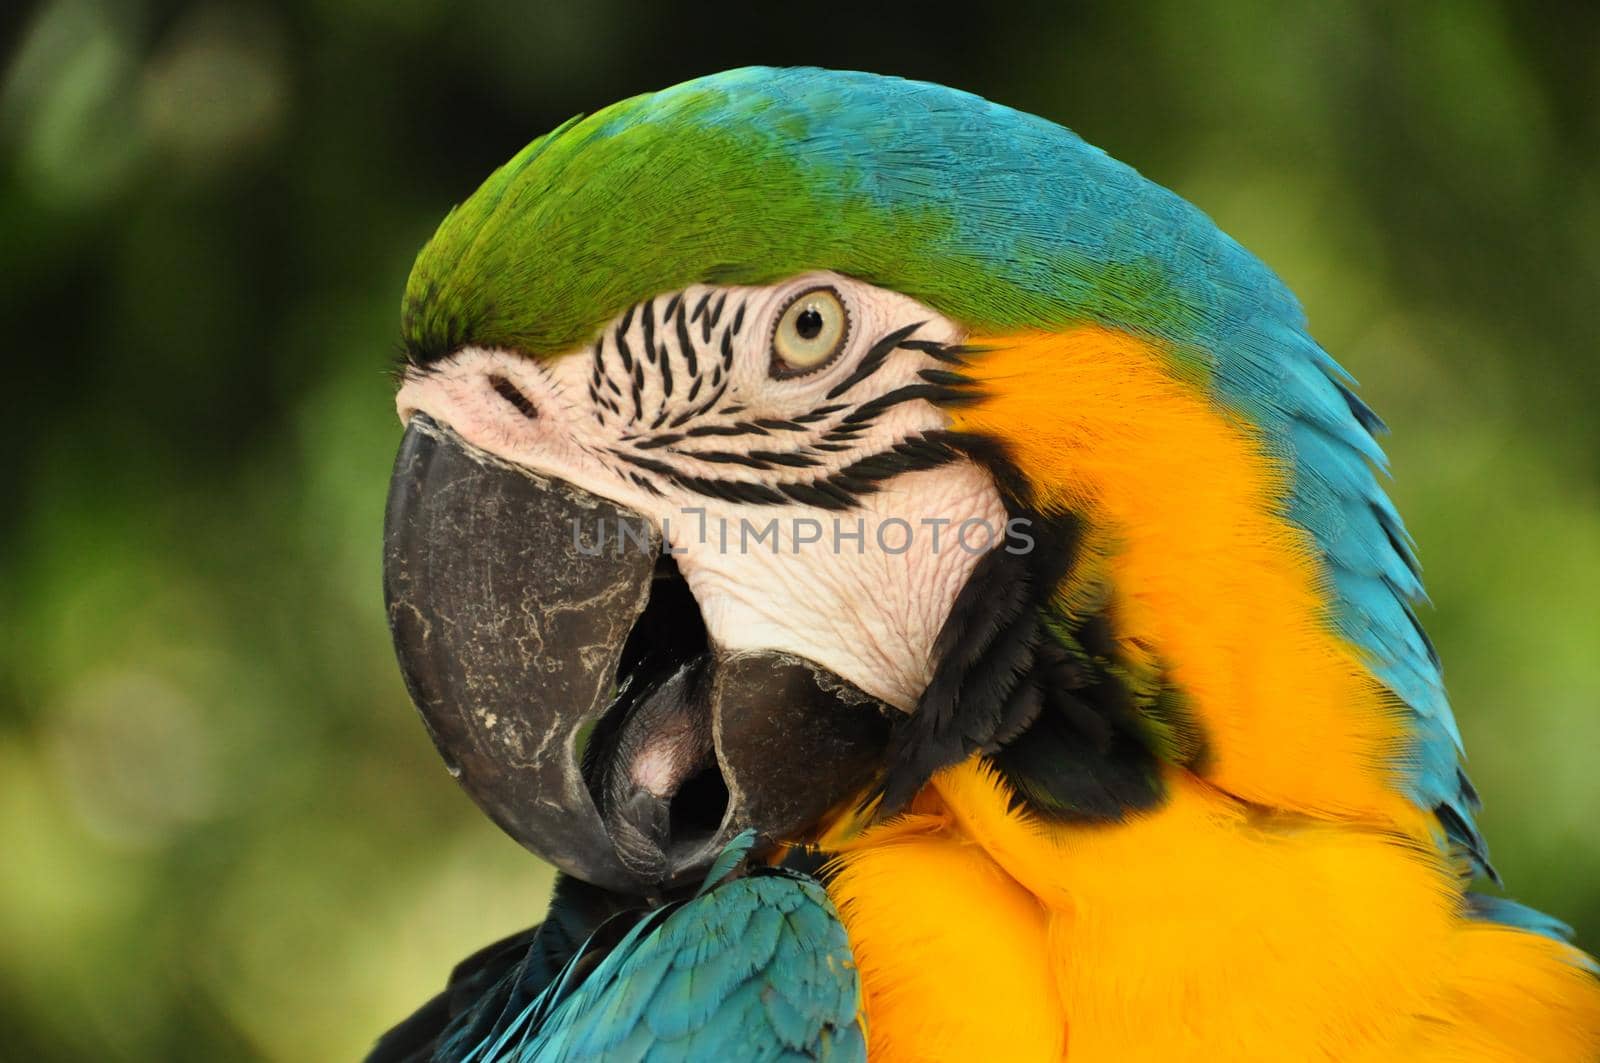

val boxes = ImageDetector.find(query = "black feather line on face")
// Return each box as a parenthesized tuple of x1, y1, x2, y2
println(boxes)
(614, 323, 635, 373)
(871, 434, 1198, 823)
(657, 349, 674, 402)
(613, 431, 962, 510)
(825, 322, 925, 400)
(640, 300, 657, 364)
(674, 298, 698, 377)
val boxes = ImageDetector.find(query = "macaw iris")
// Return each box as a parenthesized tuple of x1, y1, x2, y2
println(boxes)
(370, 68, 1600, 1060)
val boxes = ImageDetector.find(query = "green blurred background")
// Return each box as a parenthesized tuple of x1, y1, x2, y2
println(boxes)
(2, 1, 1597, 1058)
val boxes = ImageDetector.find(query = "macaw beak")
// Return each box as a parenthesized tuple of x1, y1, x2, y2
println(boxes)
(382, 415, 891, 894)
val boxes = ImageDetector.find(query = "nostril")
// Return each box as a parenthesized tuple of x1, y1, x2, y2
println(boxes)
(489, 375, 538, 420)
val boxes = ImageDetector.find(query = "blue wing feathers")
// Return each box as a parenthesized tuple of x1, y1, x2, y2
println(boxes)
(482, 871, 861, 1063)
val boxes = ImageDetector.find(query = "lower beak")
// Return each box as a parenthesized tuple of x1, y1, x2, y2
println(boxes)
(382, 415, 891, 894)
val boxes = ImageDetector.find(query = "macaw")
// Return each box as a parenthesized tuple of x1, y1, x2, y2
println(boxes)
(369, 67, 1600, 1061)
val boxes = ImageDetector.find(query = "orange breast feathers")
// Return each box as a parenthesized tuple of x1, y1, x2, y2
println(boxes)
(818, 329, 1600, 1060)
(827, 763, 1600, 1062)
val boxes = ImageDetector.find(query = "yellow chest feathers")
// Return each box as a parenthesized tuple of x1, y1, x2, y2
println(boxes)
(824, 763, 1600, 1062)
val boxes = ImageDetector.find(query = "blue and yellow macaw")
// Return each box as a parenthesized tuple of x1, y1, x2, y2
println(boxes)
(371, 68, 1600, 1061)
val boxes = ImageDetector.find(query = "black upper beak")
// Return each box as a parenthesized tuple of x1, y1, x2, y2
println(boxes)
(383, 415, 891, 894)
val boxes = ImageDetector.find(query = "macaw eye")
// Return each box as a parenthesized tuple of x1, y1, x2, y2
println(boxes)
(770, 286, 849, 376)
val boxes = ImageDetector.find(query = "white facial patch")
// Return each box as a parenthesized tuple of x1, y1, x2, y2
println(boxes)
(395, 272, 1011, 711)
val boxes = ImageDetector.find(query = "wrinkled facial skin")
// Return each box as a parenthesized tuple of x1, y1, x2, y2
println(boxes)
(387, 271, 1008, 892)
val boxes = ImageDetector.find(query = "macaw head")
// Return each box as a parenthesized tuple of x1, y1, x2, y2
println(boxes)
(385, 68, 1473, 895)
